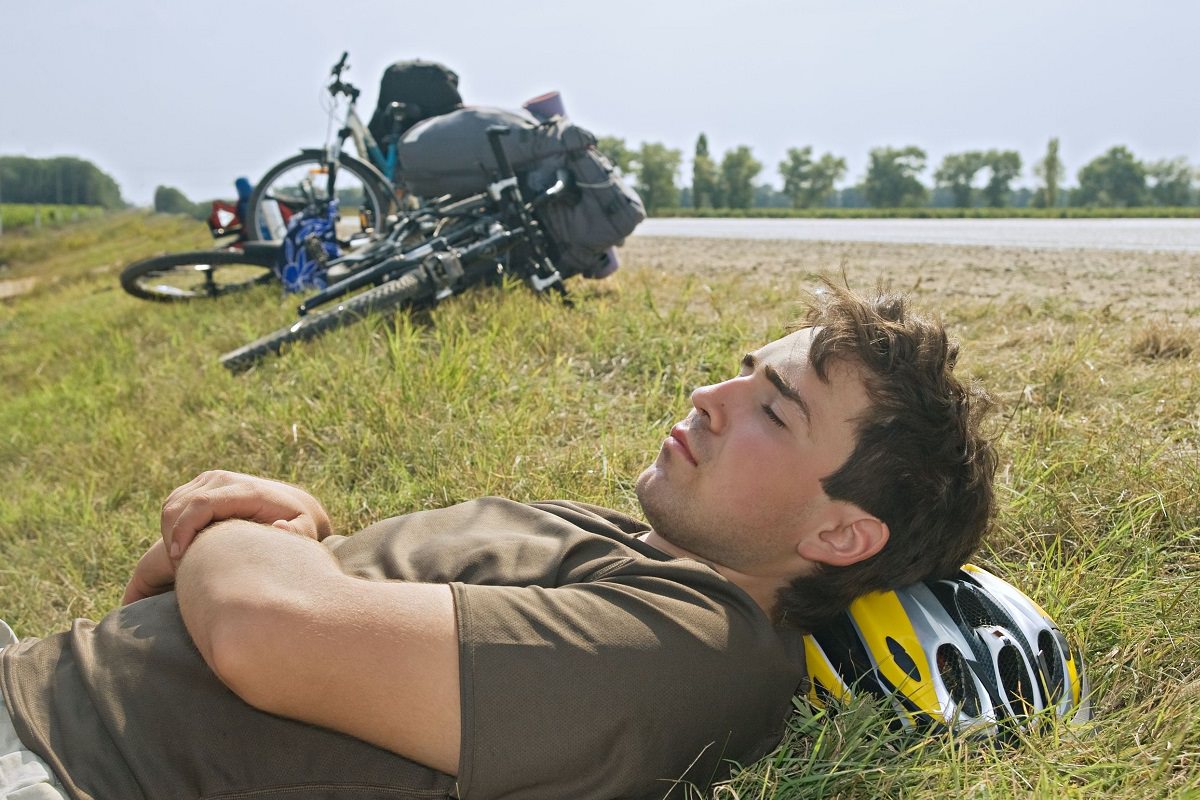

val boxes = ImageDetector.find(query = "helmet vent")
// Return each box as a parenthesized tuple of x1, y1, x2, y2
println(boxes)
(886, 636, 920, 681)
(997, 644, 1036, 719)
(936, 644, 980, 718)
(1038, 631, 1066, 705)
(954, 585, 991, 628)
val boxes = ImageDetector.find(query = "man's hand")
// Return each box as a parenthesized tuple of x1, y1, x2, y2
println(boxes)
(122, 539, 177, 605)
(161, 470, 332, 562)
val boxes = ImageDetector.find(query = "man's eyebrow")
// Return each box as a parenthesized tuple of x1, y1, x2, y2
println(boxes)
(742, 353, 812, 421)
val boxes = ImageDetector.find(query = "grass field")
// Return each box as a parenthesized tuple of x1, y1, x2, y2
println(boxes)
(2, 212, 1199, 797)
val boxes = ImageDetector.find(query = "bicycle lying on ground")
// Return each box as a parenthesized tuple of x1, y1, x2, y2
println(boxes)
(122, 67, 644, 366)
(119, 242, 282, 302)
(119, 174, 355, 302)
(219, 126, 571, 372)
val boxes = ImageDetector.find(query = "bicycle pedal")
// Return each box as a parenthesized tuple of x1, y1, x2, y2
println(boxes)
(421, 251, 464, 290)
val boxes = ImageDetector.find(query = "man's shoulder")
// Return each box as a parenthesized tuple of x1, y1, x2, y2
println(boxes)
(333, 496, 648, 548)
(325, 496, 653, 586)
(525, 498, 650, 537)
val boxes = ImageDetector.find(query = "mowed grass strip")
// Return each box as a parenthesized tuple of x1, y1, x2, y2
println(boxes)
(2, 214, 1199, 798)
(0, 203, 110, 233)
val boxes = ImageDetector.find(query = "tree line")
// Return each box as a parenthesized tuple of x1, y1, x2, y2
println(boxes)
(597, 136, 1200, 214)
(0, 156, 124, 208)
(5, 143, 1194, 221)
(0, 155, 220, 220)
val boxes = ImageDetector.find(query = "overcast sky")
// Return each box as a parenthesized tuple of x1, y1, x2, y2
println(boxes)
(4, 0, 1198, 206)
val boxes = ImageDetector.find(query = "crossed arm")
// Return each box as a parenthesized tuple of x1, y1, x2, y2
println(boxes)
(123, 471, 462, 775)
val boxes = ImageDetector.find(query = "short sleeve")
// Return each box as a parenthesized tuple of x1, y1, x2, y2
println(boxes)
(451, 570, 802, 800)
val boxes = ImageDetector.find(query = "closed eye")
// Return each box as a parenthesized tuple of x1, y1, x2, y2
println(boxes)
(763, 404, 786, 428)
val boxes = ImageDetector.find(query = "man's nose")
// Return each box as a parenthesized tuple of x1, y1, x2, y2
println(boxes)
(691, 378, 739, 432)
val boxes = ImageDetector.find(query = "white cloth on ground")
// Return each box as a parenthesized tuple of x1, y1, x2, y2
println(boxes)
(0, 622, 68, 800)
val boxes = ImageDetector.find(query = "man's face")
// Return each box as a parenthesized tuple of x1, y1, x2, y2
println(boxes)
(635, 328, 871, 579)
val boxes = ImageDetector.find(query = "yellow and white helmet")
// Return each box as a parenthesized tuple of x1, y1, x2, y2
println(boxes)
(803, 564, 1091, 736)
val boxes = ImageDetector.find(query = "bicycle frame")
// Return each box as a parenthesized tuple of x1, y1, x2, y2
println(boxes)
(220, 126, 572, 372)
(341, 110, 398, 183)
(298, 128, 568, 316)
(325, 53, 400, 186)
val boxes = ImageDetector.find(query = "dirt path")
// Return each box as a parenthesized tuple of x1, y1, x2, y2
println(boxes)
(622, 236, 1200, 318)
(0, 277, 37, 300)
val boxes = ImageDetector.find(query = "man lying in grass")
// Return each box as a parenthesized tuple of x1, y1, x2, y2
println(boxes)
(1, 282, 995, 800)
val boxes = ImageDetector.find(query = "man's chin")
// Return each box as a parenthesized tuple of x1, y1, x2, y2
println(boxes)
(633, 466, 663, 519)
(633, 467, 651, 504)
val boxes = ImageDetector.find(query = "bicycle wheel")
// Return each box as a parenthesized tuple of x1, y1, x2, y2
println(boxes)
(120, 247, 278, 302)
(245, 150, 392, 243)
(220, 267, 432, 372)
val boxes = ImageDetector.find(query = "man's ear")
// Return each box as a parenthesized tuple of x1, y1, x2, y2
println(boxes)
(797, 512, 889, 567)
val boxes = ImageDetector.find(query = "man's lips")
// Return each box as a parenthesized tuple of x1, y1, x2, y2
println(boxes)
(667, 425, 697, 466)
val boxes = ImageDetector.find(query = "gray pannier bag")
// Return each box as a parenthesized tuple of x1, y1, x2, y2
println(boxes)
(396, 106, 645, 278)
(526, 135, 645, 278)
(396, 106, 551, 197)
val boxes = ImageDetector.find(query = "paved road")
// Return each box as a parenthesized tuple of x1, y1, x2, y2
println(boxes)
(634, 217, 1200, 253)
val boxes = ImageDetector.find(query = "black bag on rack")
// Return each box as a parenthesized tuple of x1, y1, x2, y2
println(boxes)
(366, 60, 463, 145)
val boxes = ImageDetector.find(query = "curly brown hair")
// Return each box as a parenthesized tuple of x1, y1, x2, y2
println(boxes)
(778, 280, 997, 631)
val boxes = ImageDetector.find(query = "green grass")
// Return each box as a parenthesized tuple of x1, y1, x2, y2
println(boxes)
(656, 206, 1200, 219)
(0, 202, 110, 233)
(2, 214, 1199, 797)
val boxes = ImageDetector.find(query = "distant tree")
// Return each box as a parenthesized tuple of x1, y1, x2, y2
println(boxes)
(864, 146, 927, 207)
(752, 183, 790, 208)
(632, 142, 682, 213)
(778, 146, 847, 208)
(719, 146, 762, 209)
(1073, 146, 1147, 207)
(595, 136, 635, 174)
(0, 155, 124, 208)
(154, 185, 197, 215)
(1145, 157, 1195, 206)
(928, 186, 957, 208)
(1032, 137, 1063, 208)
(1010, 186, 1035, 208)
(981, 150, 1022, 208)
(836, 184, 869, 208)
(691, 134, 719, 209)
(934, 151, 986, 207)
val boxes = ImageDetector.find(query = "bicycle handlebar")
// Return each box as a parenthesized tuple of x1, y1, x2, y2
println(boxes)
(327, 52, 360, 102)
(331, 51, 349, 78)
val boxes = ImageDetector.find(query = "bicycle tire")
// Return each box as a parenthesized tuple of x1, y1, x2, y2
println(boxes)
(220, 267, 432, 372)
(244, 150, 392, 243)
(120, 248, 278, 302)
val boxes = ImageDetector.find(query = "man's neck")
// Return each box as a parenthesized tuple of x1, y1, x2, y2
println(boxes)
(639, 531, 788, 621)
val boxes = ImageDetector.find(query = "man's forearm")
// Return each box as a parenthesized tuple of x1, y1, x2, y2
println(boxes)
(172, 517, 463, 773)
(175, 519, 343, 690)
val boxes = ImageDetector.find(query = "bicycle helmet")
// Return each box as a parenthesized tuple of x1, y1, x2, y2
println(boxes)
(803, 564, 1091, 737)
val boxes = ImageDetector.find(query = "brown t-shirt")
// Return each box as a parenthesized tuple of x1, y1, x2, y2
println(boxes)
(2, 498, 805, 799)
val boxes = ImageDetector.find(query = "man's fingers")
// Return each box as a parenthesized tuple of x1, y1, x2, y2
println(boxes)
(159, 470, 330, 558)
(161, 471, 238, 544)
(120, 581, 141, 606)
(165, 488, 315, 555)
(165, 486, 269, 557)
(164, 495, 218, 558)
(123, 540, 177, 605)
